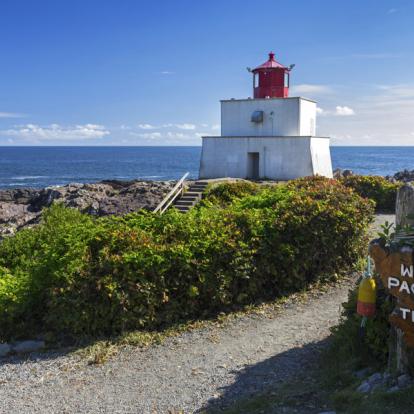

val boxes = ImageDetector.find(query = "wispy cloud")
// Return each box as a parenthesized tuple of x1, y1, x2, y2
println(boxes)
(159, 71, 174, 75)
(0, 111, 25, 118)
(175, 123, 196, 130)
(1, 123, 110, 140)
(137, 123, 158, 130)
(388, 8, 397, 14)
(137, 122, 197, 130)
(335, 106, 355, 116)
(318, 83, 414, 145)
(316, 106, 355, 116)
(290, 84, 333, 95)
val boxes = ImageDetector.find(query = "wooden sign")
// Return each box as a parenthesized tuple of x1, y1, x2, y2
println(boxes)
(369, 242, 414, 347)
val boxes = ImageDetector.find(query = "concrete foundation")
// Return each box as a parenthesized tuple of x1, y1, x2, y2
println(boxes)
(199, 136, 333, 180)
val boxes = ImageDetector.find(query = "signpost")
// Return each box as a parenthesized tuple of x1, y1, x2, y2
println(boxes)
(370, 242, 414, 348)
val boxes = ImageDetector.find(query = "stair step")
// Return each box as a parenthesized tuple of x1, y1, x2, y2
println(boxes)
(188, 186, 207, 192)
(194, 181, 209, 186)
(179, 196, 198, 201)
(185, 192, 202, 197)
(175, 200, 195, 206)
(175, 205, 189, 211)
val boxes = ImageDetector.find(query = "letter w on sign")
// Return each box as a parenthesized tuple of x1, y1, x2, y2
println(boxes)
(401, 264, 414, 278)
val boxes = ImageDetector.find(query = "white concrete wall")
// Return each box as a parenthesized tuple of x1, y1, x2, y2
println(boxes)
(310, 138, 333, 177)
(221, 97, 316, 137)
(299, 99, 317, 136)
(199, 136, 332, 180)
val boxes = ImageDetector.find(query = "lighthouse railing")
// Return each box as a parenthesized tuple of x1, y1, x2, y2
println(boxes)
(153, 172, 189, 214)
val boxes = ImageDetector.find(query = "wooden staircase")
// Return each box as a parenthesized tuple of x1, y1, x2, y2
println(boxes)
(173, 181, 209, 213)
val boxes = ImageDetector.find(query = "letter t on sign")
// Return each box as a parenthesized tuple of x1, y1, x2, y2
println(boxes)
(401, 308, 411, 320)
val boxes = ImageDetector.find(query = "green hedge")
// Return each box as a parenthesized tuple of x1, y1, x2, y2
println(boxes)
(0, 177, 374, 342)
(340, 175, 402, 213)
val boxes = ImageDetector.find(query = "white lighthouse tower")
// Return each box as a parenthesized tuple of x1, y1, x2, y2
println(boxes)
(199, 52, 333, 180)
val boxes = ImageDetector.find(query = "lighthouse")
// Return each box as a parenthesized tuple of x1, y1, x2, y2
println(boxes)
(199, 52, 333, 180)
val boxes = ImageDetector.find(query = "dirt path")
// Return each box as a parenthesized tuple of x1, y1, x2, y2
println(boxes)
(0, 281, 353, 414)
(0, 215, 393, 414)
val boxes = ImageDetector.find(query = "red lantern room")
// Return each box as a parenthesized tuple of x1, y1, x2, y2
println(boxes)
(251, 52, 293, 99)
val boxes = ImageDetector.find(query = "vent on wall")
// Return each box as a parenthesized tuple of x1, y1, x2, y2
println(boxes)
(251, 110, 264, 123)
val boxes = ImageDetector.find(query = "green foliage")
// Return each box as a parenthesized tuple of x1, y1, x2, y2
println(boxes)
(328, 282, 393, 371)
(201, 180, 261, 206)
(340, 175, 402, 213)
(0, 177, 374, 342)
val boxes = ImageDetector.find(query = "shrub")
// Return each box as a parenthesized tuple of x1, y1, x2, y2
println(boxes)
(0, 177, 374, 342)
(201, 180, 261, 206)
(340, 175, 402, 213)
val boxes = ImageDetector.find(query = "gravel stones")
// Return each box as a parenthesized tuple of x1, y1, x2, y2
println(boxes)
(356, 371, 413, 394)
(0, 279, 354, 413)
(0, 340, 45, 357)
(0, 343, 12, 357)
(12, 340, 45, 354)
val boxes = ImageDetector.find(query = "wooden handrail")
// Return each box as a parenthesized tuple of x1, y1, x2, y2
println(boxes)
(153, 172, 189, 214)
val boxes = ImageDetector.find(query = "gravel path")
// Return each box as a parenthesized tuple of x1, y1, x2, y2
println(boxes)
(0, 215, 393, 414)
(0, 281, 354, 414)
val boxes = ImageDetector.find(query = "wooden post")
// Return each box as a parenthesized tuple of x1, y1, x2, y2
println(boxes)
(370, 183, 414, 374)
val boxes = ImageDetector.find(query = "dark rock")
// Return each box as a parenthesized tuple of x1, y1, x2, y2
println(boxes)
(333, 169, 353, 179)
(0, 180, 178, 238)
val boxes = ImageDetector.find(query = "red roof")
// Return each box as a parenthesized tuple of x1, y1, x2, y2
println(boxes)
(253, 52, 287, 71)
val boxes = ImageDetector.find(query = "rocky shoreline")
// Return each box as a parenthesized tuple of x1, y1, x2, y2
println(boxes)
(0, 180, 176, 237)
(1, 169, 414, 238)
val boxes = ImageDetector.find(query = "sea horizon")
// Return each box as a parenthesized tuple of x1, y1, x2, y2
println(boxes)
(0, 145, 413, 189)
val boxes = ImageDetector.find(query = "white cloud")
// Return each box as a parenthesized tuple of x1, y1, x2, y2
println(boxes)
(316, 107, 326, 116)
(317, 83, 414, 145)
(136, 122, 197, 130)
(211, 124, 220, 130)
(1, 123, 110, 140)
(137, 123, 158, 130)
(160, 71, 174, 75)
(0, 111, 24, 118)
(334, 106, 355, 116)
(290, 84, 333, 95)
(130, 131, 162, 140)
(174, 123, 196, 130)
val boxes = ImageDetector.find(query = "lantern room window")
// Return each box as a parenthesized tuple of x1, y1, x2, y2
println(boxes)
(284, 72, 289, 88)
(254, 73, 259, 88)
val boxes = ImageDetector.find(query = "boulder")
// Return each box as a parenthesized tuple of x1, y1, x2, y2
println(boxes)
(394, 169, 414, 183)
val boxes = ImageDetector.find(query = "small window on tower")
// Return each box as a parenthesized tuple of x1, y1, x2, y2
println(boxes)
(254, 74, 259, 88)
(284, 72, 289, 88)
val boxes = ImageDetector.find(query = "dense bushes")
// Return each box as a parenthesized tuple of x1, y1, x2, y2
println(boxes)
(340, 175, 402, 213)
(0, 177, 374, 342)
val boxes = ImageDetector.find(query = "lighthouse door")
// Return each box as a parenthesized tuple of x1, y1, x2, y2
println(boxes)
(247, 152, 260, 180)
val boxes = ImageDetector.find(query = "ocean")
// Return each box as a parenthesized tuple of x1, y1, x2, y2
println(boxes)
(0, 146, 413, 189)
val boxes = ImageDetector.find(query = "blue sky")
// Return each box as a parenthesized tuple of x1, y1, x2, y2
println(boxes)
(0, 0, 413, 146)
